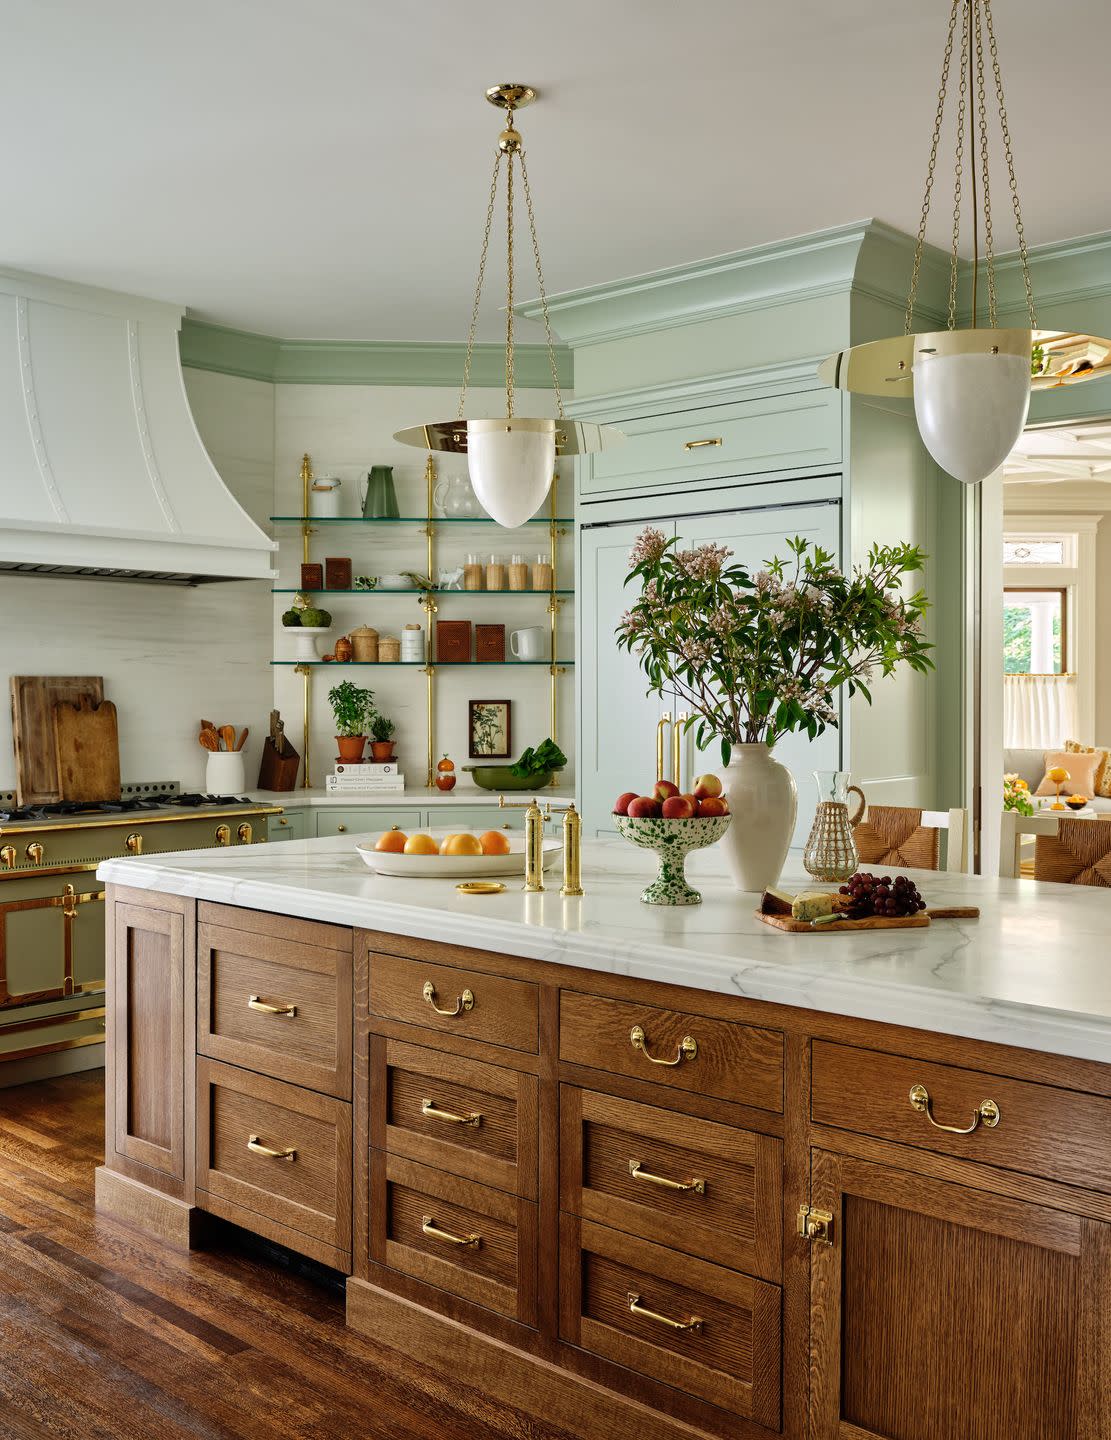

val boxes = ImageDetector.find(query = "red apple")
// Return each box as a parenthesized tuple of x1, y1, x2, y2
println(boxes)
(653, 779, 680, 802)
(697, 796, 727, 817)
(627, 795, 662, 818)
(693, 773, 723, 800)
(613, 791, 638, 816)
(662, 795, 696, 819)
(681, 793, 700, 810)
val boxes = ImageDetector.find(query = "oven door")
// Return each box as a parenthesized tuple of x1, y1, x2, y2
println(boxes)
(0, 876, 105, 1010)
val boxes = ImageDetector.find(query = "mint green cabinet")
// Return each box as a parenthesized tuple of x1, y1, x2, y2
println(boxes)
(267, 810, 309, 842)
(431, 805, 524, 833)
(314, 807, 424, 839)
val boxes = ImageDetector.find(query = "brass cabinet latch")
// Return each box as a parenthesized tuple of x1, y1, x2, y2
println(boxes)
(797, 1205, 834, 1246)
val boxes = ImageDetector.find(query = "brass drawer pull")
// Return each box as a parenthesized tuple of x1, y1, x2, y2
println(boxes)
(422, 1098, 482, 1127)
(247, 1134, 296, 1162)
(629, 1024, 697, 1067)
(247, 994, 297, 1018)
(423, 980, 475, 1017)
(627, 1292, 702, 1333)
(683, 437, 722, 451)
(422, 1215, 481, 1248)
(909, 1083, 1000, 1134)
(629, 1159, 705, 1194)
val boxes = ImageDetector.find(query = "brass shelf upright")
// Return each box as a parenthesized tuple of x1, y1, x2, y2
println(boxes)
(420, 453, 439, 789)
(298, 453, 314, 789)
(547, 472, 568, 784)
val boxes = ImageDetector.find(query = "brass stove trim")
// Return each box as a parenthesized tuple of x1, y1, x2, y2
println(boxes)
(0, 804, 281, 837)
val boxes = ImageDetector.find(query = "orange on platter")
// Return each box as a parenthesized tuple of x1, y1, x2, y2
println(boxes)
(479, 829, 512, 855)
(440, 832, 483, 856)
(374, 828, 407, 853)
(403, 833, 439, 855)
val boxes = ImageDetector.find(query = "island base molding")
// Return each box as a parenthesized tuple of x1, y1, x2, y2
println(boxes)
(94, 1165, 201, 1250)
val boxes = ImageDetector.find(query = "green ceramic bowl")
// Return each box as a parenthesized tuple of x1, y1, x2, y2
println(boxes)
(462, 763, 556, 792)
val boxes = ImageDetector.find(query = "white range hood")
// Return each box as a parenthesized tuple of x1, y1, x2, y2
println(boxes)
(0, 269, 276, 584)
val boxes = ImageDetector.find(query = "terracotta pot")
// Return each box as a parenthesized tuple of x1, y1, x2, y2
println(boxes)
(336, 734, 367, 762)
(717, 744, 797, 893)
(370, 741, 396, 762)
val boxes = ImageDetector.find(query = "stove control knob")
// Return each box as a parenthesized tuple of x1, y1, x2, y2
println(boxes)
(215, 824, 231, 847)
(26, 842, 44, 865)
(237, 822, 253, 845)
(125, 832, 143, 856)
(0, 844, 16, 870)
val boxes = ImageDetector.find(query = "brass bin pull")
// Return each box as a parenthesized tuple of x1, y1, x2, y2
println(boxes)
(629, 1159, 705, 1194)
(247, 1135, 296, 1162)
(248, 995, 297, 1017)
(909, 1083, 1000, 1134)
(422, 1098, 482, 1128)
(422, 980, 474, 1017)
(683, 437, 722, 451)
(422, 1216, 481, 1248)
(627, 1292, 702, 1334)
(630, 1024, 698, 1067)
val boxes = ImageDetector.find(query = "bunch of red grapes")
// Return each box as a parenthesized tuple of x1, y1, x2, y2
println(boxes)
(839, 871, 926, 919)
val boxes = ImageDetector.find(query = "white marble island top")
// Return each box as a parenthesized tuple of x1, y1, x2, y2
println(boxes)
(98, 835, 1111, 1065)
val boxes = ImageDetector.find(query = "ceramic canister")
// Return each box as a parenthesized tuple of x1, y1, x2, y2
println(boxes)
(400, 623, 424, 662)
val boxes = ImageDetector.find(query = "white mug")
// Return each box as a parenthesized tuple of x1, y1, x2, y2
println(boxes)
(510, 625, 546, 661)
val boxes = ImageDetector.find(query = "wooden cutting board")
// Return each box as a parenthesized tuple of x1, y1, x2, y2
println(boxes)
(9, 675, 104, 804)
(755, 906, 979, 934)
(52, 697, 121, 803)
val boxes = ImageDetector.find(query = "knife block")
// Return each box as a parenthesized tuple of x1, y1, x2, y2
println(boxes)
(257, 737, 301, 791)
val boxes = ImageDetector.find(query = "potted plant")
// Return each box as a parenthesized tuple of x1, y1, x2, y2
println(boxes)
(617, 529, 933, 892)
(368, 709, 396, 762)
(328, 680, 375, 763)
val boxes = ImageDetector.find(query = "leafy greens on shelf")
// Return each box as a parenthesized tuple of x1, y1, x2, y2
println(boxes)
(510, 738, 567, 779)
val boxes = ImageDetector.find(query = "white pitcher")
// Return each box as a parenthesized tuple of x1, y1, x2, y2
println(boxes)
(509, 626, 546, 661)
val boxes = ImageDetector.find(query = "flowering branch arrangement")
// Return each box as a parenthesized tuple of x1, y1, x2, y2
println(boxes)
(1003, 773, 1034, 816)
(616, 528, 933, 763)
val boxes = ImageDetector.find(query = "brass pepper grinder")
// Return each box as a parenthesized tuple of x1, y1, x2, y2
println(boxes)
(499, 796, 549, 891)
(537, 799, 584, 897)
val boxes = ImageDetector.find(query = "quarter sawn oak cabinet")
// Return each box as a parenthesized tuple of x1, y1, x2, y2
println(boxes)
(97, 885, 1111, 1440)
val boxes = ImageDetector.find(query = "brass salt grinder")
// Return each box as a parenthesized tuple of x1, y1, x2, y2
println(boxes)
(498, 796, 583, 896)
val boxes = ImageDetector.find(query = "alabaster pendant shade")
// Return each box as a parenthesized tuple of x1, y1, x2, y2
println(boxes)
(912, 351, 1031, 485)
(466, 422, 557, 529)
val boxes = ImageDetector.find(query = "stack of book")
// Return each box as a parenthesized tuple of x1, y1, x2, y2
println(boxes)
(325, 761, 405, 795)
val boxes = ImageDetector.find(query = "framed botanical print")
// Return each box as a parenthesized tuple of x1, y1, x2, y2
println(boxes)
(468, 699, 511, 759)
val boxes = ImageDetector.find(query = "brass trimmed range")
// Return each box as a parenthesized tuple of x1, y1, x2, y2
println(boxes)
(97, 889, 1111, 1440)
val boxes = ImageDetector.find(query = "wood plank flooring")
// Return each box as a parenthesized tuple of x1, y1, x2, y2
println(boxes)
(0, 1071, 574, 1440)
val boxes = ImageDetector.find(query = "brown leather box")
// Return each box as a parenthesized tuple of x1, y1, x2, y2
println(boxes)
(300, 562, 324, 590)
(325, 557, 353, 590)
(475, 624, 506, 663)
(435, 620, 472, 662)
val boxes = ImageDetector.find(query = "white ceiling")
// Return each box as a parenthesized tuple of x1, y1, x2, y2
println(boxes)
(1005, 422, 1111, 483)
(4, 0, 1110, 341)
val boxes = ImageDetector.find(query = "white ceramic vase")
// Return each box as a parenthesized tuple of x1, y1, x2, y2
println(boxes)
(717, 744, 797, 893)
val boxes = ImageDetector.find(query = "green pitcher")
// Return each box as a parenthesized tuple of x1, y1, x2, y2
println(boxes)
(360, 466, 400, 519)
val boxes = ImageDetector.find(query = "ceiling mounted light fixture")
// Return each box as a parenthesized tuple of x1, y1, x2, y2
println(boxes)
(395, 84, 622, 527)
(819, 0, 1111, 486)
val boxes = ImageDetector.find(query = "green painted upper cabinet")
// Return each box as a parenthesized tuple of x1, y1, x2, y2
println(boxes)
(580, 387, 842, 500)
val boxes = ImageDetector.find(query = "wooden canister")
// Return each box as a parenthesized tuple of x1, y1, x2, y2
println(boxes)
(334, 634, 354, 663)
(486, 557, 507, 591)
(532, 555, 554, 590)
(464, 555, 485, 591)
(508, 556, 529, 591)
(350, 625, 379, 662)
(378, 635, 401, 663)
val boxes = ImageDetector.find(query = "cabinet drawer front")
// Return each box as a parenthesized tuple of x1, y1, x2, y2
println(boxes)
(430, 807, 523, 833)
(375, 1038, 537, 1197)
(370, 952, 539, 1054)
(582, 389, 841, 498)
(196, 1059, 352, 1259)
(560, 992, 783, 1111)
(378, 1153, 536, 1324)
(562, 1090, 781, 1281)
(812, 1041, 1111, 1193)
(562, 1218, 781, 1429)
(316, 807, 424, 839)
(198, 924, 351, 1097)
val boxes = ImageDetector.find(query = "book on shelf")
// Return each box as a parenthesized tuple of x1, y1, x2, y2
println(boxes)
(326, 774, 406, 794)
(333, 762, 400, 776)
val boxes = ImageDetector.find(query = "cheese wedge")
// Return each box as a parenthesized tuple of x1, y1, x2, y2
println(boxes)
(791, 890, 839, 923)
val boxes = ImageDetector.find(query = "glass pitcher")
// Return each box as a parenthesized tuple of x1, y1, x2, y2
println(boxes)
(802, 771, 867, 882)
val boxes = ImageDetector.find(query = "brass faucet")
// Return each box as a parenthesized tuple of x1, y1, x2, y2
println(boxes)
(498, 796, 584, 896)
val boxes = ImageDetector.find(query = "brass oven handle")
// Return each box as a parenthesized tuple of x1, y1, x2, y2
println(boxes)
(26, 842, 44, 865)
(683, 437, 722, 451)
(422, 1098, 482, 1127)
(422, 980, 474, 1017)
(237, 822, 253, 844)
(248, 994, 297, 1017)
(909, 1084, 1000, 1134)
(1, 844, 16, 870)
(125, 832, 143, 855)
(630, 1024, 697, 1067)
(629, 1159, 705, 1194)
(422, 1216, 481, 1248)
(247, 1134, 296, 1161)
(656, 711, 673, 784)
(61, 883, 77, 919)
(215, 824, 231, 846)
(627, 1292, 702, 1333)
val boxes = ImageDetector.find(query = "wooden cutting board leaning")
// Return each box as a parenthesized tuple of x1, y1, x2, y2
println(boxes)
(52, 697, 121, 803)
(9, 675, 105, 804)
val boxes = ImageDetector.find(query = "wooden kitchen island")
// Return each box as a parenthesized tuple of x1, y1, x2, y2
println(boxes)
(95, 835, 1111, 1440)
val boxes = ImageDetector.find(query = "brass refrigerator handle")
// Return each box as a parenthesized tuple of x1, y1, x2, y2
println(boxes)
(673, 711, 689, 794)
(656, 712, 673, 784)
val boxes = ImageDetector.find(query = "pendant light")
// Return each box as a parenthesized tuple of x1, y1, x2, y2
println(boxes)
(395, 85, 622, 527)
(819, 0, 1111, 485)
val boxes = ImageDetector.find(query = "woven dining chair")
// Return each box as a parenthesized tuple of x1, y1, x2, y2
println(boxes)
(852, 805, 969, 874)
(1033, 816, 1111, 886)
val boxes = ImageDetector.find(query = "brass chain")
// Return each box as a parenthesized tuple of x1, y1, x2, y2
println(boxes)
(905, 0, 961, 334)
(505, 135, 515, 418)
(973, 1, 998, 327)
(948, 1, 971, 330)
(518, 147, 565, 419)
(457, 149, 504, 420)
(983, 0, 1036, 324)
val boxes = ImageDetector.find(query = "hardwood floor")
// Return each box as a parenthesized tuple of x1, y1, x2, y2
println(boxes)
(0, 1071, 575, 1440)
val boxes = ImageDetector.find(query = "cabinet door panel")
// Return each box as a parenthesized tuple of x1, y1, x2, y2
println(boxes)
(315, 807, 424, 839)
(809, 1148, 1109, 1440)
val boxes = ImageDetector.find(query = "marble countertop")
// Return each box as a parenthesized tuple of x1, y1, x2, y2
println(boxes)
(248, 788, 577, 809)
(98, 835, 1111, 1064)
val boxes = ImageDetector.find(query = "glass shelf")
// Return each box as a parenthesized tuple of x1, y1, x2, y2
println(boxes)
(270, 515, 572, 526)
(272, 588, 574, 596)
(270, 659, 574, 667)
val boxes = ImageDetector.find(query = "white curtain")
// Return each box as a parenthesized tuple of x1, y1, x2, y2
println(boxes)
(1004, 674, 1079, 748)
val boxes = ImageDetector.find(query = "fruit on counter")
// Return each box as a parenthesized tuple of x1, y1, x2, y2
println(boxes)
(661, 795, 696, 818)
(626, 795, 663, 818)
(403, 833, 439, 855)
(613, 791, 638, 816)
(653, 780, 680, 802)
(839, 871, 926, 919)
(693, 773, 723, 799)
(479, 830, 512, 855)
(435, 754, 457, 792)
(440, 833, 484, 856)
(696, 796, 728, 817)
(374, 828, 408, 853)
(680, 793, 700, 810)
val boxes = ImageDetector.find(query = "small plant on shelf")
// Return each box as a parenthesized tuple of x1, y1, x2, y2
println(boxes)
(369, 709, 397, 762)
(329, 680, 375, 762)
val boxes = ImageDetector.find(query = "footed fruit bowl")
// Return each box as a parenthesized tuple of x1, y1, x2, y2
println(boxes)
(613, 813, 732, 905)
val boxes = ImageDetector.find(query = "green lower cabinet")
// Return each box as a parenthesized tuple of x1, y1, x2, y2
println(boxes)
(314, 807, 425, 839)
(428, 804, 524, 833)
(267, 810, 309, 842)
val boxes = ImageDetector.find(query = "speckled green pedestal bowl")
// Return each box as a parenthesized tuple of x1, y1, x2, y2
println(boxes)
(613, 813, 733, 905)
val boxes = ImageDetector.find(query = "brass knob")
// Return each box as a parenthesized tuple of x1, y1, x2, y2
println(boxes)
(215, 824, 231, 846)
(0, 844, 15, 870)
(237, 822, 253, 844)
(278, 817, 289, 827)
(337, 823, 347, 833)
(125, 832, 143, 855)
(26, 842, 44, 865)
